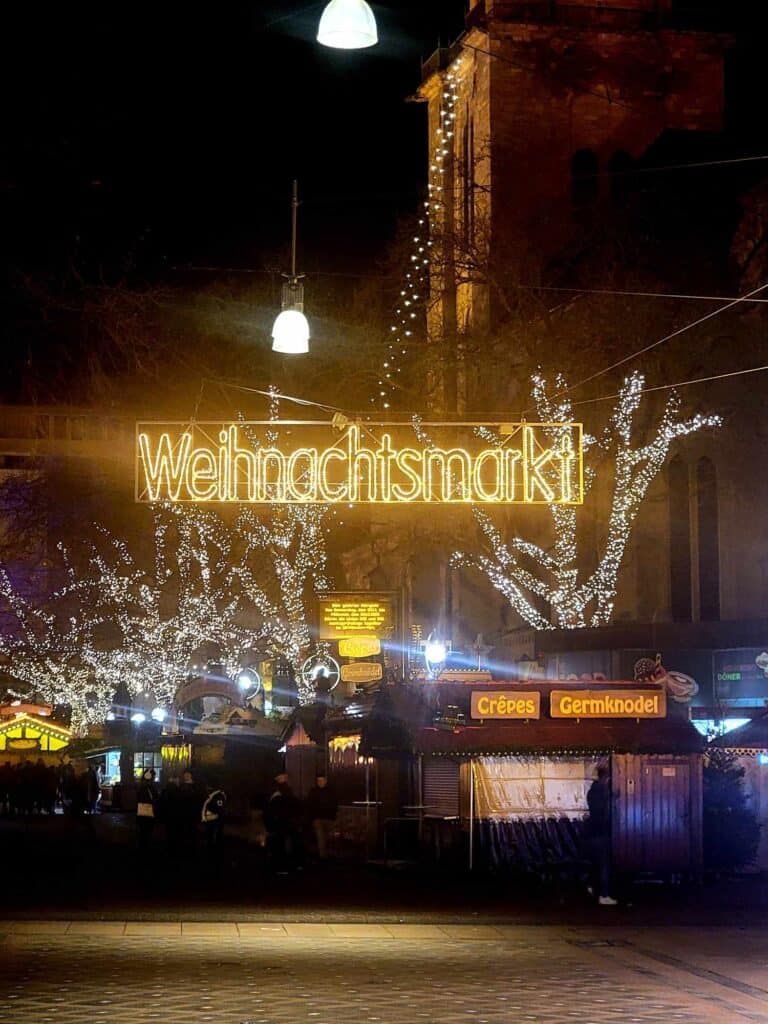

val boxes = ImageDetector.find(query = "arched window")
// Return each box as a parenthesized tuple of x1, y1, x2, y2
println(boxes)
(697, 457, 721, 621)
(668, 456, 692, 622)
(571, 149, 599, 207)
(608, 150, 634, 206)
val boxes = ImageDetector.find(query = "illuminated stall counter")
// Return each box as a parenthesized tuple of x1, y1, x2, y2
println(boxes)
(0, 713, 71, 762)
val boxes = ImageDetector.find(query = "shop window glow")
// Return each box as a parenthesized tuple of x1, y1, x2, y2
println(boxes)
(317, 0, 378, 50)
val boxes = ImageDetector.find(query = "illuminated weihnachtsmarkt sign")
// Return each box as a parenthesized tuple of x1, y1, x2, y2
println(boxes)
(135, 421, 583, 506)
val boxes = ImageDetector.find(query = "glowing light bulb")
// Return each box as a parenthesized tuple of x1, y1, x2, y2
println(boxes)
(272, 310, 310, 355)
(317, 0, 378, 49)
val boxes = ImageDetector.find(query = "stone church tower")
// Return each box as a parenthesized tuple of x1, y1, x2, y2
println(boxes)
(419, 0, 731, 411)
(408, 2, 767, 661)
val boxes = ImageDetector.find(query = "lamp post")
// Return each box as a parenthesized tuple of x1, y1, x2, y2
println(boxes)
(272, 180, 311, 354)
(317, 0, 378, 50)
(424, 632, 448, 680)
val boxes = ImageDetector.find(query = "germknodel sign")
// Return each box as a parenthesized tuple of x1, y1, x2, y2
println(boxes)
(135, 421, 583, 505)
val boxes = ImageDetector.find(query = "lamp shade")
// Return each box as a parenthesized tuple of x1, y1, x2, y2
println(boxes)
(317, 0, 378, 49)
(272, 309, 310, 354)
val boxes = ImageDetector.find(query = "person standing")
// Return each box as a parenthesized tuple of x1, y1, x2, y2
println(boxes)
(201, 784, 227, 852)
(41, 763, 57, 815)
(84, 764, 101, 814)
(584, 764, 618, 906)
(305, 775, 338, 861)
(59, 756, 76, 813)
(176, 768, 203, 858)
(263, 773, 301, 873)
(136, 768, 159, 849)
(32, 759, 48, 813)
(0, 761, 13, 815)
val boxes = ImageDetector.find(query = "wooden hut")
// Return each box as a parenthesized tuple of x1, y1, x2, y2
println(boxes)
(415, 680, 704, 880)
(0, 710, 71, 764)
(283, 687, 425, 858)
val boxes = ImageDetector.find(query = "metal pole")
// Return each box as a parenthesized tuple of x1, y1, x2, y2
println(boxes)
(468, 758, 474, 872)
(400, 585, 407, 680)
(364, 758, 371, 860)
(291, 180, 298, 280)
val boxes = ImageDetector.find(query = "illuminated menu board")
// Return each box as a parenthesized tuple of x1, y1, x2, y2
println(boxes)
(318, 593, 396, 641)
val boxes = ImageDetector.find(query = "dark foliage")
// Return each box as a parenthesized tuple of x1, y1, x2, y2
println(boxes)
(703, 748, 760, 873)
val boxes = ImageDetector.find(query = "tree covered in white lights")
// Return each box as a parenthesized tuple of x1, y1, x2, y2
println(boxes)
(453, 372, 720, 630)
(0, 502, 330, 733)
(0, 570, 103, 734)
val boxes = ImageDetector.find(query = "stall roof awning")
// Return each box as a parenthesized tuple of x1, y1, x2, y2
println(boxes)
(416, 718, 704, 756)
(84, 746, 120, 758)
(710, 712, 768, 751)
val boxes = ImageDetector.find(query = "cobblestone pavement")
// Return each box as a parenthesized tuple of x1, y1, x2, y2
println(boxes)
(2, 923, 768, 1024)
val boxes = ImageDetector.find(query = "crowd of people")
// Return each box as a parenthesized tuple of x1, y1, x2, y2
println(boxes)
(0, 757, 100, 816)
(263, 772, 339, 872)
(134, 767, 228, 856)
(1, 757, 341, 871)
(133, 768, 338, 870)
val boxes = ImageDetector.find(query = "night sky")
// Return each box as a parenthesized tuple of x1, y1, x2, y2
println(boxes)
(2, 2, 467, 282)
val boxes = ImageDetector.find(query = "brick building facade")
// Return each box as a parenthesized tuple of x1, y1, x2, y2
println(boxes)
(420, 0, 730, 400)
(414, 1, 768, 717)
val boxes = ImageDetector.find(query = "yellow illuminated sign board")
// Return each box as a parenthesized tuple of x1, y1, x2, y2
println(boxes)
(471, 691, 541, 719)
(318, 594, 395, 641)
(341, 663, 384, 684)
(550, 690, 667, 719)
(339, 637, 382, 658)
(135, 421, 583, 505)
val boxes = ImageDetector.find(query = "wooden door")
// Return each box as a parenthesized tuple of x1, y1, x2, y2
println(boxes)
(639, 760, 691, 871)
(612, 755, 694, 874)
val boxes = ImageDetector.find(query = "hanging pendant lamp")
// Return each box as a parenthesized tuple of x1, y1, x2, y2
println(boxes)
(271, 180, 310, 355)
(317, 0, 378, 50)
(272, 308, 310, 355)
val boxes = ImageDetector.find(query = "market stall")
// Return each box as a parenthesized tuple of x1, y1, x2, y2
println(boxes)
(281, 686, 425, 859)
(0, 710, 71, 764)
(415, 680, 704, 880)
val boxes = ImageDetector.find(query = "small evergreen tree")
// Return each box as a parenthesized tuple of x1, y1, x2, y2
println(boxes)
(703, 749, 761, 873)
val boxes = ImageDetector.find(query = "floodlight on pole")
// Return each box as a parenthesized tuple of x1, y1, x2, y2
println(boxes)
(317, 0, 378, 50)
(272, 180, 310, 354)
(237, 668, 262, 695)
(424, 632, 448, 679)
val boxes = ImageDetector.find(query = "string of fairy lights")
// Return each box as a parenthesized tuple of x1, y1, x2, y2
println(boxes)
(452, 371, 721, 630)
(373, 58, 463, 411)
(0, 454, 331, 732)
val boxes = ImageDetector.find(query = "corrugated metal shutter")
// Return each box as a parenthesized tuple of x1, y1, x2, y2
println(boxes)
(423, 758, 460, 817)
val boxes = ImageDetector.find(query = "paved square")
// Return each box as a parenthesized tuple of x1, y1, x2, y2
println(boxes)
(0, 924, 766, 1024)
